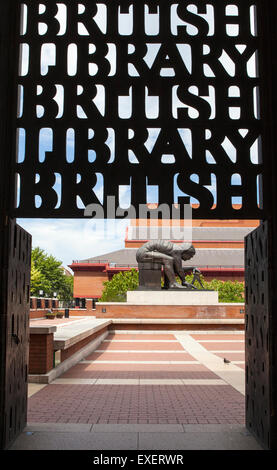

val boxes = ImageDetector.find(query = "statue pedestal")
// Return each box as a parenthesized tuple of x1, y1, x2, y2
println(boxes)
(126, 289, 218, 305)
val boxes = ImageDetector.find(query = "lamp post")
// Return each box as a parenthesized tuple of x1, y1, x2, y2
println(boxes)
(38, 290, 44, 309)
(53, 292, 58, 309)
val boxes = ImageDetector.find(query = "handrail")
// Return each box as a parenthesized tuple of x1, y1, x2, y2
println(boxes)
(71, 260, 244, 269)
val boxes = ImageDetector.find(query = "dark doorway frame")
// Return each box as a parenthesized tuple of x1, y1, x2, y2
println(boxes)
(1, 1, 277, 450)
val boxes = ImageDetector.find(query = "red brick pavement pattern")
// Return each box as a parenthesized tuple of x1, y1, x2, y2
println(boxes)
(85, 351, 195, 361)
(193, 335, 245, 363)
(199, 342, 244, 351)
(28, 384, 245, 424)
(61, 362, 215, 378)
(27, 332, 246, 424)
(99, 341, 185, 351)
(107, 334, 177, 340)
(213, 352, 245, 361)
(191, 334, 245, 341)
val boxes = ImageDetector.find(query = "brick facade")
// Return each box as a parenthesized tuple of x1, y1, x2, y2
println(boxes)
(73, 270, 109, 298)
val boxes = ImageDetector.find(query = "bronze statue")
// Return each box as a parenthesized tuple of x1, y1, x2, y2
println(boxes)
(136, 240, 203, 289)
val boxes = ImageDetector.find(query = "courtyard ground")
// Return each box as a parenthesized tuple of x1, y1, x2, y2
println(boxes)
(10, 321, 263, 450)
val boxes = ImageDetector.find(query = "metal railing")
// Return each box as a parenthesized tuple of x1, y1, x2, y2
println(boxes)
(71, 260, 244, 269)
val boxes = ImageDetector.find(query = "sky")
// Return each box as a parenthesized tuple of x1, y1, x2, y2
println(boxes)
(17, 218, 130, 270)
(17, 4, 259, 270)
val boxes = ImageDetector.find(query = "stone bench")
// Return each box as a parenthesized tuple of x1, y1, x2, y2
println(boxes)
(29, 318, 111, 383)
(53, 318, 111, 350)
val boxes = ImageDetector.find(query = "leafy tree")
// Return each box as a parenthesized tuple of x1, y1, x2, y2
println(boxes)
(58, 275, 74, 301)
(99, 269, 244, 303)
(31, 247, 73, 300)
(30, 261, 51, 296)
(100, 269, 139, 302)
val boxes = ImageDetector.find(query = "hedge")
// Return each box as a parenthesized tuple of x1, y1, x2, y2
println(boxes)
(99, 269, 245, 303)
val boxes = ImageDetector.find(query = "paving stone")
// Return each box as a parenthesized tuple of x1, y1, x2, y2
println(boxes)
(10, 431, 138, 450)
(26, 331, 246, 434)
(92, 424, 184, 433)
(138, 431, 262, 450)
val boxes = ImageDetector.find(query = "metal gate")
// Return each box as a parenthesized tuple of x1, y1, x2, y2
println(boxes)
(1, 0, 277, 449)
(245, 222, 272, 448)
(0, 220, 31, 449)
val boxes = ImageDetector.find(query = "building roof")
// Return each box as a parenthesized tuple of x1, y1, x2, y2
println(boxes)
(126, 226, 255, 242)
(61, 266, 73, 276)
(130, 214, 259, 228)
(75, 247, 244, 268)
(70, 219, 257, 272)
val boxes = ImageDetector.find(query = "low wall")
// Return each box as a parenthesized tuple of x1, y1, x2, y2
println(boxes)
(60, 326, 109, 362)
(29, 320, 110, 380)
(29, 326, 56, 374)
(95, 302, 245, 319)
(30, 297, 60, 319)
(109, 320, 244, 331)
(67, 308, 90, 316)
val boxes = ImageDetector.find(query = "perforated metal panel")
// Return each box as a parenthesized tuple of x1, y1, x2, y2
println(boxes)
(13, 0, 265, 219)
(0, 220, 31, 450)
(245, 221, 270, 449)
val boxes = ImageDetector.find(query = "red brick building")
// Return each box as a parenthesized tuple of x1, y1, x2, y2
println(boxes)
(69, 216, 259, 304)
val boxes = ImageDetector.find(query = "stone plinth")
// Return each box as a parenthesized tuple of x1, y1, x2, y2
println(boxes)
(126, 289, 218, 305)
(138, 261, 162, 289)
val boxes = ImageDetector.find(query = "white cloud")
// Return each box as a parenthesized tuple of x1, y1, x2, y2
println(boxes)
(17, 218, 130, 270)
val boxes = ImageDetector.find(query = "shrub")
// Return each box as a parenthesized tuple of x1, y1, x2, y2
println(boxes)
(206, 279, 244, 303)
(99, 269, 244, 303)
(99, 269, 139, 302)
(184, 275, 244, 302)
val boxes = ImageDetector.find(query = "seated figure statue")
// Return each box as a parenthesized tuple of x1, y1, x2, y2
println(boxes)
(136, 240, 203, 289)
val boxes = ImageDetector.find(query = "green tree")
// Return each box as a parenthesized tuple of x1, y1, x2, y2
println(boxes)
(58, 275, 74, 301)
(100, 269, 139, 302)
(31, 247, 73, 300)
(30, 261, 51, 296)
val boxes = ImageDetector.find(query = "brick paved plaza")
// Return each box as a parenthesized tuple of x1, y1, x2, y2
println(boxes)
(27, 331, 245, 425)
